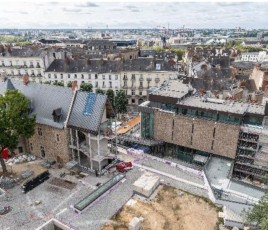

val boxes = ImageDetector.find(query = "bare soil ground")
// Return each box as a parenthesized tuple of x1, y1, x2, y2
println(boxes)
(102, 185, 218, 230)
(1, 160, 46, 181)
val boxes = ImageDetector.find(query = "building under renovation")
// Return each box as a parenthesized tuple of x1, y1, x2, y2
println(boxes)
(138, 78, 268, 183)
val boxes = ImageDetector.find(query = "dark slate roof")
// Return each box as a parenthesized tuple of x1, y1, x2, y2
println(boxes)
(0, 47, 43, 57)
(0, 80, 73, 129)
(122, 58, 177, 72)
(67, 91, 107, 134)
(85, 39, 116, 47)
(231, 61, 255, 69)
(3, 79, 15, 90)
(38, 39, 62, 44)
(45, 59, 122, 73)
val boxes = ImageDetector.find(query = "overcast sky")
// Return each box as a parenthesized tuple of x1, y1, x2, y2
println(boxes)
(1, 1, 268, 29)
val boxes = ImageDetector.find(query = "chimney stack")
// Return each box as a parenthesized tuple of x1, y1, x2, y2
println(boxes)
(72, 80, 78, 93)
(22, 73, 29, 85)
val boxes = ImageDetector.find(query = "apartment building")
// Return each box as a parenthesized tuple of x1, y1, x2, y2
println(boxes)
(0, 46, 67, 83)
(44, 59, 121, 91)
(138, 79, 268, 183)
(121, 58, 178, 104)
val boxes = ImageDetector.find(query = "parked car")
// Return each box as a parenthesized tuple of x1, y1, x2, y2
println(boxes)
(0, 206, 11, 215)
(116, 162, 133, 172)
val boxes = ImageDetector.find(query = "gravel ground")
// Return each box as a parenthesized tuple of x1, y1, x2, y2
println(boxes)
(0, 161, 210, 230)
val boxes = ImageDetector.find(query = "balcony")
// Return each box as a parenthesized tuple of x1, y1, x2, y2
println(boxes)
(139, 77, 144, 81)
(123, 85, 128, 89)
(146, 77, 152, 81)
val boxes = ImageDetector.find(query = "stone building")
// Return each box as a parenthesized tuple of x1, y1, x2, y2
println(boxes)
(0, 78, 114, 171)
(138, 79, 268, 183)
(0, 78, 74, 163)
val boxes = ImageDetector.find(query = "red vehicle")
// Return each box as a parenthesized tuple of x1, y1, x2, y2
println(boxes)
(116, 162, 133, 172)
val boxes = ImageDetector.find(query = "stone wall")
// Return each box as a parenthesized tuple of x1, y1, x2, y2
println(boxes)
(153, 111, 240, 159)
(28, 124, 70, 163)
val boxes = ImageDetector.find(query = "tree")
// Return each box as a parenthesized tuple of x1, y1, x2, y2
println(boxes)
(106, 89, 115, 107)
(67, 81, 72, 88)
(170, 48, 185, 61)
(246, 176, 268, 229)
(96, 88, 105, 95)
(80, 82, 93, 92)
(0, 90, 36, 174)
(53, 81, 64, 87)
(43, 81, 51, 85)
(115, 90, 128, 114)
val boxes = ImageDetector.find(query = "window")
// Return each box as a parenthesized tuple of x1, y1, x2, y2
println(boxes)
(95, 82, 98, 87)
(82, 74, 84, 79)
(74, 74, 77, 79)
(18, 147, 23, 153)
(140, 81, 143, 87)
(95, 74, 98, 79)
(54, 73, 57, 79)
(102, 81, 105, 87)
(30, 143, 33, 151)
(109, 75, 111, 80)
(124, 80, 127, 87)
(88, 74, 91, 79)
(38, 127, 43, 136)
(102, 75, 105, 80)
(131, 74, 135, 80)
(211, 140, 214, 150)
(30, 61, 33, 67)
(213, 127, 216, 138)
(115, 75, 118, 80)
(1, 61, 5, 66)
(61, 74, 63, 79)
(109, 81, 112, 88)
(139, 91, 142, 96)
(10, 61, 12, 66)
(40, 146, 45, 158)
(132, 99, 135, 104)
(37, 62, 40, 68)
(56, 134, 60, 142)
(132, 90, 135, 96)
(23, 61, 26, 66)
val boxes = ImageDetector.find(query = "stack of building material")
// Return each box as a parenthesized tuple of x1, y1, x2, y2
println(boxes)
(128, 217, 141, 230)
(133, 172, 160, 197)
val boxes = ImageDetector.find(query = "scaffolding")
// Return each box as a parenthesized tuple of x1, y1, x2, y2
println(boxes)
(233, 126, 268, 183)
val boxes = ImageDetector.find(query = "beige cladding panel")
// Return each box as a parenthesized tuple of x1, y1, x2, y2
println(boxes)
(213, 123, 240, 159)
(154, 111, 173, 142)
(192, 119, 215, 153)
(28, 124, 70, 163)
(173, 115, 193, 146)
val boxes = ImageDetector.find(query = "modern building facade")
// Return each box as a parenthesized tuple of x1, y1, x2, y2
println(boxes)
(138, 78, 268, 183)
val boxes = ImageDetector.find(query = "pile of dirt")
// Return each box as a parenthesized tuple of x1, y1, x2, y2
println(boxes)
(102, 186, 218, 230)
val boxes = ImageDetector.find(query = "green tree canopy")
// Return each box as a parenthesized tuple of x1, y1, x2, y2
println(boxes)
(246, 176, 268, 229)
(96, 88, 105, 95)
(106, 89, 115, 107)
(67, 81, 72, 88)
(53, 81, 64, 87)
(0, 90, 36, 174)
(115, 90, 128, 114)
(80, 82, 93, 92)
(170, 48, 185, 61)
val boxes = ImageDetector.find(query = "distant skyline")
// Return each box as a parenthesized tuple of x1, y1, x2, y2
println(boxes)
(1, 1, 268, 29)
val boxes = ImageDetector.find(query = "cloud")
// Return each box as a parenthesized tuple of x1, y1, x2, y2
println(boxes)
(125, 5, 137, 9)
(48, 1, 59, 4)
(20, 11, 28, 14)
(110, 8, 124, 12)
(62, 8, 82, 13)
(130, 9, 140, 12)
(76, 2, 99, 7)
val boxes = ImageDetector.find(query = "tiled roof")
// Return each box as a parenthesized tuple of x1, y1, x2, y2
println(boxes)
(231, 61, 255, 69)
(0, 80, 73, 129)
(67, 91, 107, 134)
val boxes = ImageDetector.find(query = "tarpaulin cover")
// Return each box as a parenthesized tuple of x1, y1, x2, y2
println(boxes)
(2, 148, 9, 160)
